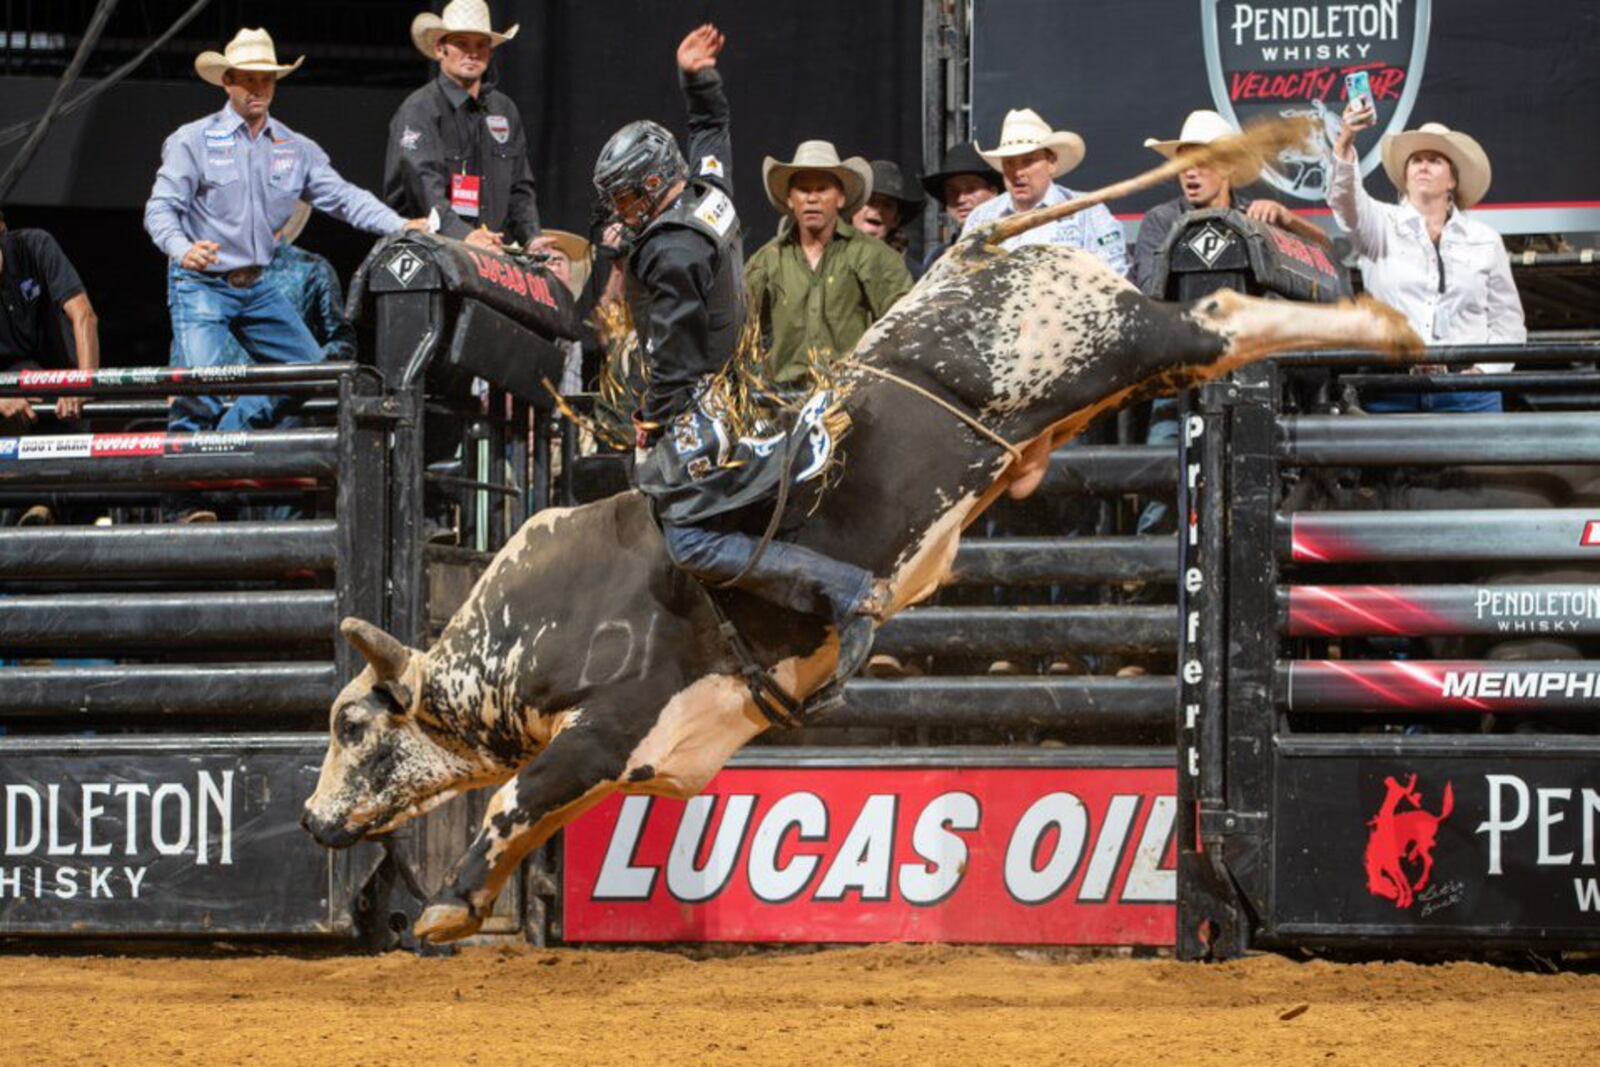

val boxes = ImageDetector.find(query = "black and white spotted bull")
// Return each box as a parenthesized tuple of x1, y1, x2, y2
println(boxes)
(304, 207, 1420, 942)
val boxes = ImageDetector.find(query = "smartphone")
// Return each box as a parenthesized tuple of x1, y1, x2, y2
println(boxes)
(1344, 71, 1373, 114)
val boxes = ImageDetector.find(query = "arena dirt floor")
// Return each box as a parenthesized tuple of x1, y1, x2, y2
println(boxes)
(5, 944, 1599, 1065)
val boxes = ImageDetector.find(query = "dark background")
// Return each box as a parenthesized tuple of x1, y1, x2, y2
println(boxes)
(0, 0, 923, 366)
(498, 0, 924, 246)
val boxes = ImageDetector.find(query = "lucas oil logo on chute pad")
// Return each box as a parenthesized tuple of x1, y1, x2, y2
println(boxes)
(1201, 0, 1431, 200)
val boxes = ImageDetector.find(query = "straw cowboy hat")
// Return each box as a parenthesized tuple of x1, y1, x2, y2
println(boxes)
(978, 108, 1086, 178)
(1381, 122, 1492, 209)
(1143, 109, 1261, 184)
(194, 28, 304, 87)
(539, 229, 593, 296)
(762, 141, 874, 215)
(277, 201, 312, 246)
(412, 0, 519, 60)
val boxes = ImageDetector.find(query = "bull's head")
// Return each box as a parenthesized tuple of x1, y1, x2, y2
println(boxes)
(301, 617, 480, 848)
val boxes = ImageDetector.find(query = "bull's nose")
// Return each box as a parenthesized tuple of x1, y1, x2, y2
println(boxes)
(301, 809, 360, 850)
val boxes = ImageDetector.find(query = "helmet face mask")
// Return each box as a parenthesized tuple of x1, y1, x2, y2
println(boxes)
(593, 120, 688, 235)
(609, 177, 663, 231)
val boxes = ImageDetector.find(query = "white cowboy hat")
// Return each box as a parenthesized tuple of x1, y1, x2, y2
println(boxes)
(1143, 109, 1261, 184)
(194, 28, 304, 87)
(762, 140, 874, 216)
(1381, 122, 1492, 209)
(411, 0, 519, 60)
(539, 229, 593, 296)
(978, 108, 1086, 178)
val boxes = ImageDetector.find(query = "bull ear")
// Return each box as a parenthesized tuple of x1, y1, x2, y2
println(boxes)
(341, 617, 412, 682)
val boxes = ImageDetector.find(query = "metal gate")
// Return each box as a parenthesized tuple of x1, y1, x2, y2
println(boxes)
(1178, 342, 1600, 959)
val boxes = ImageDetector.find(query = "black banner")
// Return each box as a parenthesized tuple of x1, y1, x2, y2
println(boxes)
(973, 0, 1600, 232)
(0, 739, 380, 937)
(1274, 754, 1600, 937)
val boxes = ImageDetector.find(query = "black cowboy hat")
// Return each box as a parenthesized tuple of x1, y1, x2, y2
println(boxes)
(919, 141, 1004, 201)
(866, 160, 925, 222)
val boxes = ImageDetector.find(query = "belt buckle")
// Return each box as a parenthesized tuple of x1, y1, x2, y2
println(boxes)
(225, 266, 262, 289)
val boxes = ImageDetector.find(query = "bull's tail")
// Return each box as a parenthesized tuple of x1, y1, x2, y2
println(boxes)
(977, 116, 1317, 248)
(1185, 289, 1425, 377)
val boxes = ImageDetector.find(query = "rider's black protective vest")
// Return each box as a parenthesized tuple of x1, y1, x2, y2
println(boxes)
(624, 178, 746, 374)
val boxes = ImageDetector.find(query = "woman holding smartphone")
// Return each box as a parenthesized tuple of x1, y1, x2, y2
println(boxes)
(1329, 102, 1525, 412)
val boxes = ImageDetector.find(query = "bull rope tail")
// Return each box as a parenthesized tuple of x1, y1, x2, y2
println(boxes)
(982, 115, 1318, 247)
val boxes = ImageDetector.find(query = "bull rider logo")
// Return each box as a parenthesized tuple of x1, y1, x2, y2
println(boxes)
(1200, 0, 1432, 200)
(1364, 773, 1453, 909)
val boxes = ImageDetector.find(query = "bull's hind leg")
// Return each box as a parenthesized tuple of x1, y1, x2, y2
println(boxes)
(414, 721, 633, 943)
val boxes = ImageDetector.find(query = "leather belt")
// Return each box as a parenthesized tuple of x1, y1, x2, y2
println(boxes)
(224, 266, 264, 289)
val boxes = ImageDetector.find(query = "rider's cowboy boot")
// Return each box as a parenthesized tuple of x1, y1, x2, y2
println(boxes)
(806, 579, 893, 715)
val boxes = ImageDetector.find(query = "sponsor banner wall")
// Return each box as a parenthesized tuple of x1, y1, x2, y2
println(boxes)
(1288, 584, 1600, 638)
(973, 0, 1600, 231)
(563, 765, 1177, 945)
(1275, 755, 1600, 934)
(0, 742, 378, 935)
(1284, 659, 1600, 711)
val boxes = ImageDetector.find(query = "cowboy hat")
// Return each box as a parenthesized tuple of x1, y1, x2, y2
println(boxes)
(194, 28, 304, 87)
(412, 0, 519, 60)
(277, 201, 312, 246)
(1381, 122, 1492, 209)
(762, 141, 874, 215)
(978, 108, 1085, 178)
(538, 229, 593, 296)
(919, 141, 1003, 200)
(1143, 109, 1261, 184)
(864, 160, 925, 223)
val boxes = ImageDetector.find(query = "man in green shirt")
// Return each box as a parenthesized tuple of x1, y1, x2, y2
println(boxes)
(745, 140, 913, 385)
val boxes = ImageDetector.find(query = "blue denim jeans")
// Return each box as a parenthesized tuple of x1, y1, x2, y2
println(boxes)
(1136, 395, 1182, 537)
(1363, 390, 1504, 414)
(663, 522, 874, 623)
(166, 264, 322, 434)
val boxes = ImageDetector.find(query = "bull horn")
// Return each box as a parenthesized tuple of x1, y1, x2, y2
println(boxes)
(340, 617, 412, 681)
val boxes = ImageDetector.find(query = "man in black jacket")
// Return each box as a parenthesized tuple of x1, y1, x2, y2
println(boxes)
(385, 0, 542, 252)
(593, 24, 886, 701)
(0, 207, 99, 432)
(0, 207, 100, 524)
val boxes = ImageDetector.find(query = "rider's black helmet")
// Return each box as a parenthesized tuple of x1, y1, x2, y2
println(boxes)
(593, 120, 688, 234)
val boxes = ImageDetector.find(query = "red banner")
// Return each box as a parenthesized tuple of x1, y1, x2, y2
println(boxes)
(562, 766, 1176, 945)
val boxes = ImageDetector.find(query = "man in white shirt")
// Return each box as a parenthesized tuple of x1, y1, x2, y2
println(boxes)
(1329, 107, 1524, 412)
(961, 108, 1128, 276)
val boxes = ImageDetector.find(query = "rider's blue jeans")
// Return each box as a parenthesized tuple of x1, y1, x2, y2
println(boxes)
(662, 522, 874, 623)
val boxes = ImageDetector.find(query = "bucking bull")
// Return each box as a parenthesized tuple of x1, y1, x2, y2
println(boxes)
(302, 122, 1422, 942)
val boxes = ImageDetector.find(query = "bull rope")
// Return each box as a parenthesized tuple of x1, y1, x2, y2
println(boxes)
(852, 363, 1026, 464)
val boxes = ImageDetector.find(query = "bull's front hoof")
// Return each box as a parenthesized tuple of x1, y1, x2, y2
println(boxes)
(415, 902, 483, 943)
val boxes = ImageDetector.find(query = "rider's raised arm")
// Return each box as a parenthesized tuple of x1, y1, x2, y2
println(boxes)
(677, 24, 732, 196)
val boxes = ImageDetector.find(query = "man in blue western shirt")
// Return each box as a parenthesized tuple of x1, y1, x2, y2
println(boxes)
(143, 28, 425, 441)
(960, 107, 1129, 276)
